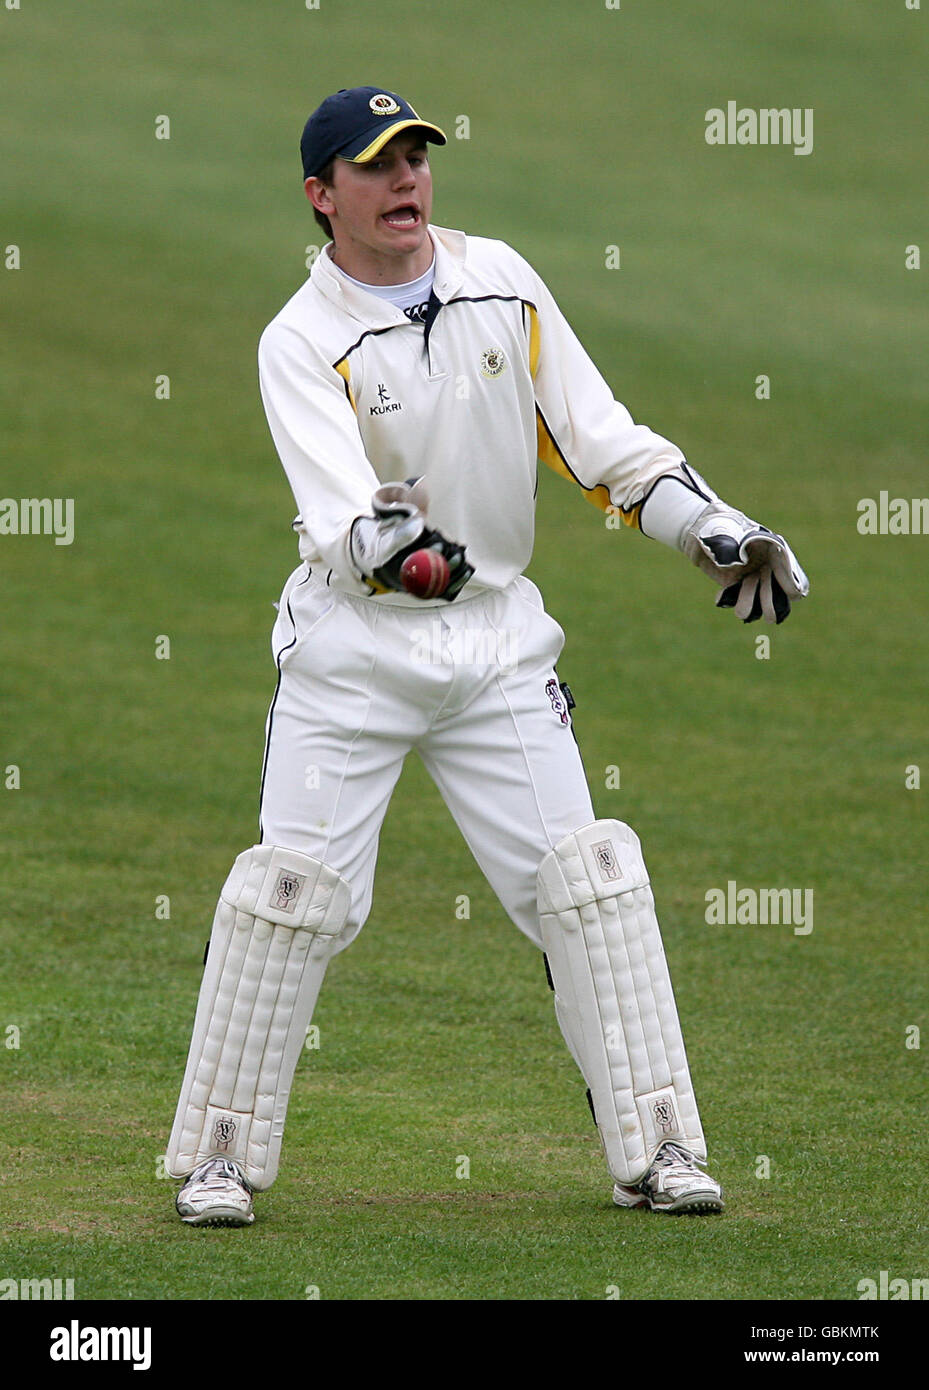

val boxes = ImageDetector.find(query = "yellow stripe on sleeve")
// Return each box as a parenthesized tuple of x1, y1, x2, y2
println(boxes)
(526, 302, 541, 379)
(535, 408, 641, 526)
(334, 358, 357, 413)
(530, 308, 640, 527)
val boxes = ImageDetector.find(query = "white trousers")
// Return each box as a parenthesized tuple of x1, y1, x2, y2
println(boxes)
(258, 566, 596, 952)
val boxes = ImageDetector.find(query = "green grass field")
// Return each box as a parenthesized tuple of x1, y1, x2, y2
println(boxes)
(1, 0, 927, 1306)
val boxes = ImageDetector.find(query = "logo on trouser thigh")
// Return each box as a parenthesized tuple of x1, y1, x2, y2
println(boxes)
(211, 1115, 238, 1151)
(545, 678, 570, 726)
(273, 870, 306, 912)
(592, 839, 622, 882)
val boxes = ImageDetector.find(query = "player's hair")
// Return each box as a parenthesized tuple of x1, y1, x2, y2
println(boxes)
(311, 159, 335, 241)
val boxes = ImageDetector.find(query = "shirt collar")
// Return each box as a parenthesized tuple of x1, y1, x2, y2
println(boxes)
(311, 224, 466, 323)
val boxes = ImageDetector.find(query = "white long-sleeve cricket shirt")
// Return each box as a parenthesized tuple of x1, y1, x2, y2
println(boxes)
(257, 224, 689, 603)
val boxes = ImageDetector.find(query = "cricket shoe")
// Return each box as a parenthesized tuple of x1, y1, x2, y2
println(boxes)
(612, 1142, 724, 1215)
(175, 1157, 254, 1227)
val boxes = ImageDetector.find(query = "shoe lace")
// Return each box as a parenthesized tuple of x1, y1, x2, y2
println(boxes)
(650, 1142, 706, 1174)
(189, 1157, 251, 1192)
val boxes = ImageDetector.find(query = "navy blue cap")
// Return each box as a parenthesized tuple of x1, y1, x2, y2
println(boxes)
(300, 86, 446, 180)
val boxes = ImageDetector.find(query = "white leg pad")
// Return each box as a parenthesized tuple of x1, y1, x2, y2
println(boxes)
(538, 820, 706, 1186)
(166, 845, 351, 1190)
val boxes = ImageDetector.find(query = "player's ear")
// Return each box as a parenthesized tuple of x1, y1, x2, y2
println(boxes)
(305, 176, 335, 216)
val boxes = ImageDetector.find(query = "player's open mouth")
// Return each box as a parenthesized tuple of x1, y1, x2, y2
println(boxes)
(381, 205, 420, 228)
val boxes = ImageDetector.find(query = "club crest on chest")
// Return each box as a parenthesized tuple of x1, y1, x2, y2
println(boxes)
(480, 347, 507, 378)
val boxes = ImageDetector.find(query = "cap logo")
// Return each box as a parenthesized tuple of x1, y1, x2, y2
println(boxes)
(369, 94, 401, 116)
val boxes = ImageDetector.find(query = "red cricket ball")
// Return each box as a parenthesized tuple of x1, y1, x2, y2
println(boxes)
(400, 549, 451, 599)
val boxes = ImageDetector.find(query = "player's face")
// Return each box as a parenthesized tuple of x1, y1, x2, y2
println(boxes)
(309, 132, 434, 283)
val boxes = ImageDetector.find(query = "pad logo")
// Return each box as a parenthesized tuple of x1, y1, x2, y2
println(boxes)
(479, 347, 507, 378)
(212, 1115, 237, 1150)
(273, 869, 306, 913)
(652, 1096, 678, 1135)
(592, 839, 622, 882)
(545, 678, 570, 726)
(369, 94, 401, 116)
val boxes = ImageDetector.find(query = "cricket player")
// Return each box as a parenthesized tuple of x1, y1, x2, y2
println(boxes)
(165, 87, 808, 1226)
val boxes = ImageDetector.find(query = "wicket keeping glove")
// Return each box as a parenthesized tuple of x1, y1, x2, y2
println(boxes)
(682, 501, 809, 624)
(638, 467, 809, 625)
(349, 481, 474, 600)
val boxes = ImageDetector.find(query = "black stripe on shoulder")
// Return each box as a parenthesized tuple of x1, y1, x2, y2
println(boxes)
(332, 294, 539, 367)
(445, 293, 538, 313)
(332, 322, 409, 368)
